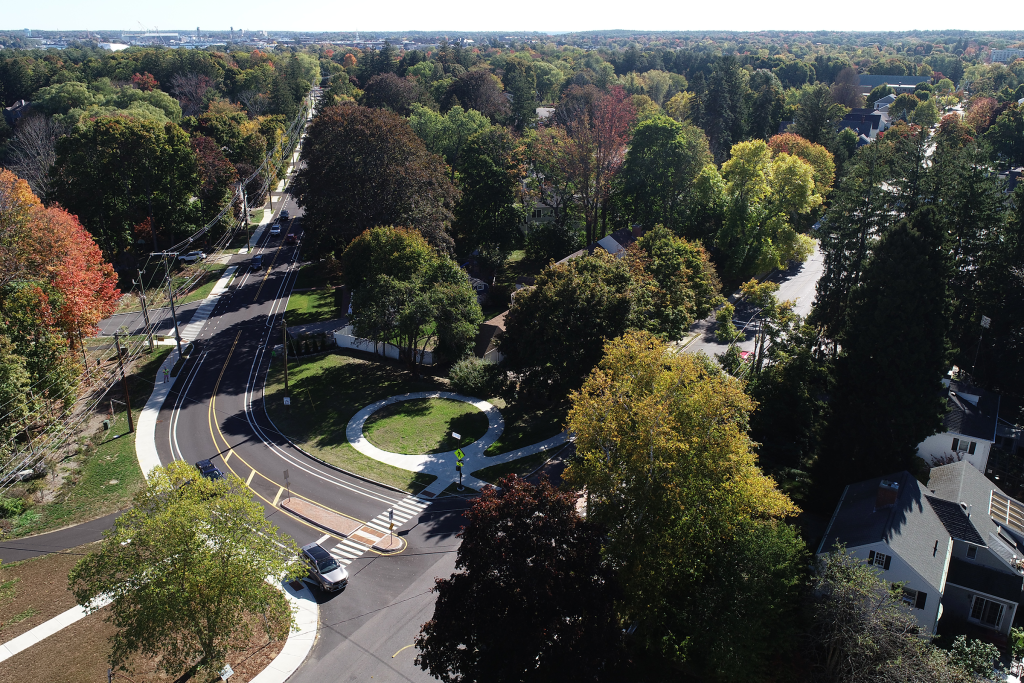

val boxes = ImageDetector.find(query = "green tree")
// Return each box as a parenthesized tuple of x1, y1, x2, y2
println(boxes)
(292, 105, 460, 255)
(633, 225, 721, 340)
(68, 462, 297, 677)
(890, 92, 921, 121)
(984, 104, 1024, 166)
(816, 209, 950, 497)
(791, 83, 850, 147)
(502, 56, 536, 131)
(48, 114, 200, 257)
(452, 126, 527, 261)
(565, 331, 805, 679)
(911, 98, 940, 128)
(619, 115, 714, 233)
(415, 476, 622, 683)
(745, 69, 785, 141)
(866, 82, 895, 106)
(408, 103, 491, 179)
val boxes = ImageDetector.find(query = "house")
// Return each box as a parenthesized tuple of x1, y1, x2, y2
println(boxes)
(873, 93, 898, 110)
(818, 461, 1024, 636)
(991, 49, 1024, 64)
(3, 100, 32, 127)
(858, 74, 931, 96)
(917, 378, 1000, 474)
(474, 312, 507, 363)
(555, 226, 644, 266)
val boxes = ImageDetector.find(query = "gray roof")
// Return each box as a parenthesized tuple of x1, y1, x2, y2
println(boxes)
(859, 74, 931, 88)
(943, 379, 999, 441)
(819, 471, 953, 589)
(945, 557, 1022, 602)
(927, 461, 1022, 555)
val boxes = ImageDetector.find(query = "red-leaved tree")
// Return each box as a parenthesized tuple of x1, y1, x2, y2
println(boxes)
(131, 72, 159, 92)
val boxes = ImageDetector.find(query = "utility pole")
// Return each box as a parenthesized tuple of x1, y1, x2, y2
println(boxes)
(137, 270, 154, 351)
(241, 184, 251, 251)
(113, 333, 135, 433)
(152, 253, 183, 356)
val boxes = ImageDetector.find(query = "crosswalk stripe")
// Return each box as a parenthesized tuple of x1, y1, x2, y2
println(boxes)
(340, 539, 369, 552)
(332, 547, 361, 559)
(392, 510, 413, 520)
(365, 521, 390, 534)
(396, 499, 425, 512)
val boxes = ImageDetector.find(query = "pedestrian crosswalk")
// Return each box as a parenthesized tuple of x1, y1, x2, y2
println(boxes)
(320, 496, 430, 565)
(367, 496, 429, 534)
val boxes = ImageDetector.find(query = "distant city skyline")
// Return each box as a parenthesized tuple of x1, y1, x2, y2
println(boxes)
(2, 0, 1011, 35)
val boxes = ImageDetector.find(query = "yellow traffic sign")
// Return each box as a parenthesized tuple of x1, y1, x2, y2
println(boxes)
(455, 448, 465, 461)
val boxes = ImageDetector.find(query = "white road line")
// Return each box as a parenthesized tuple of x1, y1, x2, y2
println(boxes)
(395, 501, 424, 513)
(340, 539, 369, 552)
(315, 534, 330, 545)
(364, 521, 390, 534)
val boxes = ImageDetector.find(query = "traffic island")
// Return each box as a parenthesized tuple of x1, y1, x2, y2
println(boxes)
(280, 497, 361, 537)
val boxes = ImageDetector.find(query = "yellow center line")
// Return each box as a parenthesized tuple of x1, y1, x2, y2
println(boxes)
(204, 328, 404, 555)
(392, 644, 414, 658)
(246, 470, 256, 486)
(252, 222, 295, 302)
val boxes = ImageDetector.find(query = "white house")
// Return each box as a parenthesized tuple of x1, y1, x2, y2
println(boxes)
(917, 379, 1000, 474)
(818, 461, 1024, 636)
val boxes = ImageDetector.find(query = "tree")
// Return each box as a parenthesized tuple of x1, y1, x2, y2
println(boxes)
(816, 209, 950, 497)
(911, 98, 940, 128)
(564, 331, 805, 679)
(3, 114, 65, 198)
(633, 225, 721, 340)
(49, 114, 200, 257)
(453, 126, 527, 260)
(619, 115, 713, 233)
(502, 56, 537, 131)
(408, 103, 491, 180)
(361, 72, 425, 116)
(190, 134, 238, 220)
(499, 251, 655, 396)
(768, 133, 837, 198)
(745, 69, 785, 141)
(806, 549, 972, 683)
(866, 83, 895, 106)
(292, 105, 460, 255)
(170, 72, 214, 117)
(890, 93, 921, 122)
(440, 69, 509, 120)
(68, 462, 297, 677)
(792, 84, 850, 147)
(984, 104, 1024, 166)
(415, 475, 622, 683)
(830, 67, 865, 108)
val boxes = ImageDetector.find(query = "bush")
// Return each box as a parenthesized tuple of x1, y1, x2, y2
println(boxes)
(949, 635, 1002, 679)
(449, 357, 503, 398)
(0, 495, 25, 519)
(524, 222, 584, 264)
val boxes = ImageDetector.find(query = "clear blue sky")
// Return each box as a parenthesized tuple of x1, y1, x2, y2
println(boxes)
(4, 0, 996, 33)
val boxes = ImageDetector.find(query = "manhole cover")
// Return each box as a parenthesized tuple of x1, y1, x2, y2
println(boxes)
(289, 580, 306, 591)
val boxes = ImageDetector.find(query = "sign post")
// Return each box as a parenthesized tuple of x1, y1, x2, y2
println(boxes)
(389, 507, 394, 544)
(455, 448, 465, 491)
(283, 469, 290, 502)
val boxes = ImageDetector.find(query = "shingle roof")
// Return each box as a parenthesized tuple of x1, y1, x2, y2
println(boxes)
(927, 461, 1024, 560)
(925, 495, 985, 545)
(943, 380, 999, 441)
(945, 557, 1023, 602)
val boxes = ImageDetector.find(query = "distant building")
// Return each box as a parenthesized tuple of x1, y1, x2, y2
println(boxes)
(991, 49, 1024, 64)
(858, 74, 930, 96)
(99, 42, 129, 51)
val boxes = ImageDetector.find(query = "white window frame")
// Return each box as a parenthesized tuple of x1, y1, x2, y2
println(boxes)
(969, 596, 1006, 629)
(901, 588, 918, 607)
(873, 552, 889, 568)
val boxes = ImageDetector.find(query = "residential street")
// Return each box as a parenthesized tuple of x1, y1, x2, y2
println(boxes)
(684, 244, 824, 359)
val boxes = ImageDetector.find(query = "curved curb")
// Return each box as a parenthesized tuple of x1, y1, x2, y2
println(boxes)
(346, 392, 504, 472)
(250, 579, 318, 683)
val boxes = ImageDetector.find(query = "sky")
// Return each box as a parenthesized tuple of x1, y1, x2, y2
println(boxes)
(3, 0, 1005, 34)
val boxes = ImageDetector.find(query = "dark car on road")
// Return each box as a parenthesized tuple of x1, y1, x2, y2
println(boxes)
(301, 542, 349, 591)
(280, 210, 290, 220)
(251, 254, 263, 269)
(195, 459, 224, 480)
(284, 234, 297, 246)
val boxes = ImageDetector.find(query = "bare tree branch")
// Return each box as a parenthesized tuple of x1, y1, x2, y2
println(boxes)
(170, 72, 214, 117)
(5, 113, 66, 198)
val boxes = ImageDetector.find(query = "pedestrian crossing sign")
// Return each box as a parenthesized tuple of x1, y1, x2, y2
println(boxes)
(455, 448, 465, 461)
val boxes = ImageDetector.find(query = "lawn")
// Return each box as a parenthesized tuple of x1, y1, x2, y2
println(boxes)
(472, 448, 558, 485)
(3, 348, 173, 539)
(284, 288, 342, 327)
(264, 351, 442, 493)
(177, 262, 229, 306)
(116, 261, 228, 313)
(483, 398, 566, 456)
(365, 399, 489, 455)
(292, 263, 330, 290)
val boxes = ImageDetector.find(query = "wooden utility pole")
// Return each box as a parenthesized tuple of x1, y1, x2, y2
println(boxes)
(137, 270, 154, 351)
(282, 317, 289, 394)
(113, 333, 135, 433)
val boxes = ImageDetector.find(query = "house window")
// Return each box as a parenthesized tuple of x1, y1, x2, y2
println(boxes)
(900, 588, 928, 609)
(967, 546, 978, 560)
(952, 438, 960, 451)
(867, 550, 891, 569)
(970, 596, 1005, 628)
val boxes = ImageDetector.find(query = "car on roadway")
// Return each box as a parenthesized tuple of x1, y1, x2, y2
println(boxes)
(178, 251, 207, 263)
(280, 209, 290, 220)
(301, 542, 349, 591)
(195, 459, 224, 480)
(251, 254, 263, 269)
(284, 234, 297, 246)
(269, 220, 281, 236)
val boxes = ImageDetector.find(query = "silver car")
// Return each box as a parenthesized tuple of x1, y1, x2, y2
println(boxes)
(300, 542, 348, 591)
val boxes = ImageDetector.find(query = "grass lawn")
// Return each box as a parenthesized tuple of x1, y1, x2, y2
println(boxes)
(365, 398, 489, 455)
(3, 348, 173, 539)
(284, 288, 342, 327)
(437, 481, 478, 498)
(292, 263, 330, 290)
(264, 351, 441, 493)
(177, 262, 229, 306)
(116, 261, 228, 313)
(483, 398, 566, 456)
(472, 448, 557, 485)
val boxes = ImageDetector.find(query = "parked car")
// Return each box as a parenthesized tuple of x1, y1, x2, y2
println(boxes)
(280, 210, 290, 220)
(251, 254, 263, 269)
(195, 459, 224, 480)
(269, 220, 281, 236)
(301, 542, 349, 591)
(178, 250, 207, 263)
(284, 234, 298, 246)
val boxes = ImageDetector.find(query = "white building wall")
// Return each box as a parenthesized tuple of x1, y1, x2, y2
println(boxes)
(844, 542, 943, 633)
(333, 329, 435, 366)
(917, 432, 991, 473)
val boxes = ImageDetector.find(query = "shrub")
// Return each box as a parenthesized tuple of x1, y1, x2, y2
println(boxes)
(449, 357, 503, 398)
(0, 495, 25, 519)
(524, 222, 584, 264)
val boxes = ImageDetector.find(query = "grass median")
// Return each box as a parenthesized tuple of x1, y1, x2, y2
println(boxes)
(263, 351, 439, 494)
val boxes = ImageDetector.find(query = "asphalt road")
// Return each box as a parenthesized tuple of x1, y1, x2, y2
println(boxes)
(684, 244, 825, 359)
(156, 192, 467, 682)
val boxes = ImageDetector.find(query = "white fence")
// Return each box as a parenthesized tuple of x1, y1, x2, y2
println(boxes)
(334, 327, 435, 366)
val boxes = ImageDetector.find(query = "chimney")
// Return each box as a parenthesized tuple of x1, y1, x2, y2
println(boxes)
(875, 480, 899, 510)
(632, 224, 643, 239)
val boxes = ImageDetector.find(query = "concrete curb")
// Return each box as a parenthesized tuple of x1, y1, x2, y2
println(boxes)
(250, 580, 319, 683)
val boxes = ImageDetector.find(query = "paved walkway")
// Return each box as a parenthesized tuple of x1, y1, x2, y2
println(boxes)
(0, 595, 112, 663)
(0, 511, 121, 563)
